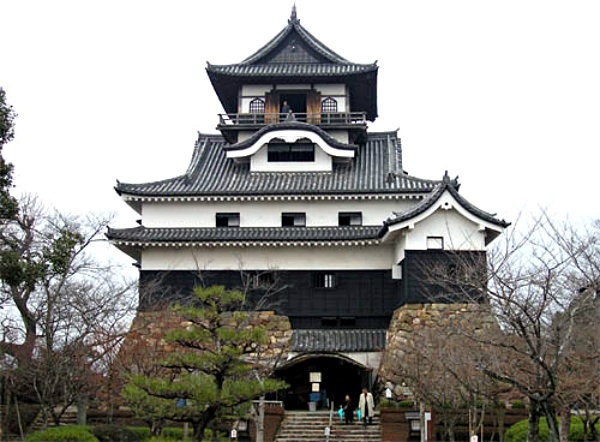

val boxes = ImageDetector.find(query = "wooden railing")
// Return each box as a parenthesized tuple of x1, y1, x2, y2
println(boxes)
(217, 112, 367, 126)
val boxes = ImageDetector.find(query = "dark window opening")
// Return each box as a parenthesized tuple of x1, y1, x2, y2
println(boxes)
(338, 212, 363, 226)
(245, 271, 275, 289)
(282, 212, 306, 227)
(314, 272, 336, 288)
(216, 212, 240, 227)
(268, 140, 315, 162)
(340, 317, 356, 327)
(321, 317, 337, 328)
(279, 93, 307, 115)
(321, 97, 338, 113)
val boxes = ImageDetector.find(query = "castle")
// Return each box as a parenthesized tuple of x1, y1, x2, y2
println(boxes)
(107, 6, 508, 409)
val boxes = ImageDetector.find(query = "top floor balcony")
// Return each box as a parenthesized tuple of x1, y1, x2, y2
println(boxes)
(217, 111, 368, 144)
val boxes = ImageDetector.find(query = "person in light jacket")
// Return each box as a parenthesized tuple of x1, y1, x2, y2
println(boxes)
(358, 388, 374, 425)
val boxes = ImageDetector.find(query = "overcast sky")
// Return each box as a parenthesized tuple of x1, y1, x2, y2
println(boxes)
(2, 0, 599, 270)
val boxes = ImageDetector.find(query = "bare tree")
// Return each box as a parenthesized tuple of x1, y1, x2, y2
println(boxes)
(419, 213, 600, 442)
(0, 196, 135, 429)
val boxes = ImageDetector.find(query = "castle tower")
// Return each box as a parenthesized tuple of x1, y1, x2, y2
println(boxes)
(108, 7, 508, 409)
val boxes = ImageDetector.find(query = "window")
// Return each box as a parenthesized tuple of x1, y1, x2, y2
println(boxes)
(315, 272, 336, 288)
(426, 236, 444, 250)
(246, 271, 275, 289)
(321, 97, 338, 113)
(321, 317, 337, 327)
(249, 98, 265, 113)
(282, 212, 306, 227)
(340, 317, 356, 327)
(267, 139, 315, 162)
(338, 212, 362, 226)
(216, 213, 240, 227)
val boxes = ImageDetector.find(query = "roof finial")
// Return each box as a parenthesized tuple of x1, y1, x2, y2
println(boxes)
(443, 170, 450, 183)
(289, 3, 299, 24)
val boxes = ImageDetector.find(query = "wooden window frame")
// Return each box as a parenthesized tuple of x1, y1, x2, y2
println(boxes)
(281, 212, 306, 227)
(216, 212, 240, 227)
(314, 272, 336, 289)
(268, 140, 315, 162)
(338, 212, 363, 226)
(321, 97, 338, 113)
(249, 97, 265, 113)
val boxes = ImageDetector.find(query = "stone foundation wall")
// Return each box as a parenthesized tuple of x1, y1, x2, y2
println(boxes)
(120, 310, 292, 369)
(379, 302, 496, 390)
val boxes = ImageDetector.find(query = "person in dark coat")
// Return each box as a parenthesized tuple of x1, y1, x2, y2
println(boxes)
(343, 394, 354, 424)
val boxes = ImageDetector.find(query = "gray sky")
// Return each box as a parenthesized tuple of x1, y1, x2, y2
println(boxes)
(2, 0, 599, 270)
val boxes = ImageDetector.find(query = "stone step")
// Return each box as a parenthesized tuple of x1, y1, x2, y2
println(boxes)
(276, 410, 381, 442)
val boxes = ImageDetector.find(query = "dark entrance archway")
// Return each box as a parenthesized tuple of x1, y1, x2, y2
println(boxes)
(275, 354, 370, 410)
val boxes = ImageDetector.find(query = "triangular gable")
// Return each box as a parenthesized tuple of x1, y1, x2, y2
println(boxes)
(379, 173, 509, 245)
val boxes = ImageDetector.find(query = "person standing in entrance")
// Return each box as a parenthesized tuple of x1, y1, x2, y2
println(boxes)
(358, 388, 374, 426)
(280, 100, 294, 121)
(343, 394, 354, 424)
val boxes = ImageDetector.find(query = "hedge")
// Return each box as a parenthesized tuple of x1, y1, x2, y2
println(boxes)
(505, 416, 600, 442)
(25, 425, 98, 442)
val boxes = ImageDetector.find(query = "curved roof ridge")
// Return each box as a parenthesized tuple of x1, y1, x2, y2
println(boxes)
(224, 121, 358, 152)
(380, 172, 510, 236)
(239, 23, 292, 65)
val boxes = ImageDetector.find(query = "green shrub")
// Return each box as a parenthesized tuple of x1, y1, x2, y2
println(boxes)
(162, 427, 185, 440)
(511, 400, 526, 409)
(127, 426, 151, 440)
(25, 425, 98, 442)
(505, 416, 600, 442)
(126, 426, 189, 441)
(397, 400, 415, 408)
(91, 424, 141, 442)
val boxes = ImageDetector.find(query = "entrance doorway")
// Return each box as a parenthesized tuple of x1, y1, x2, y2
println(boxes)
(275, 354, 370, 410)
(280, 93, 307, 120)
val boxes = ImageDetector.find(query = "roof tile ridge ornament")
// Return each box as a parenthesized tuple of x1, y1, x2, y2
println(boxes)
(289, 3, 299, 24)
(442, 170, 461, 191)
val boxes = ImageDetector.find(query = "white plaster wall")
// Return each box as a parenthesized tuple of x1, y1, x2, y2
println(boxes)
(241, 85, 271, 96)
(141, 244, 394, 271)
(251, 144, 332, 172)
(314, 84, 345, 95)
(314, 84, 347, 111)
(274, 84, 310, 90)
(327, 130, 349, 143)
(142, 199, 416, 228)
(403, 209, 487, 251)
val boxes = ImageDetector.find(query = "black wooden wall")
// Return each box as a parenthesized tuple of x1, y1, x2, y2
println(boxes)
(137, 250, 485, 330)
(139, 269, 401, 329)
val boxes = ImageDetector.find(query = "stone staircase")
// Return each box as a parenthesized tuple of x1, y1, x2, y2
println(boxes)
(275, 409, 381, 442)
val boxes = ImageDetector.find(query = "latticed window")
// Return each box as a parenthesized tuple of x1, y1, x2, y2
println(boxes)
(321, 97, 337, 113)
(249, 98, 265, 113)
(268, 140, 315, 162)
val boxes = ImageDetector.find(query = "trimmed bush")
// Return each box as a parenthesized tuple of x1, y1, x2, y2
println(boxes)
(127, 426, 151, 440)
(25, 425, 98, 442)
(505, 416, 600, 442)
(397, 400, 415, 407)
(511, 400, 526, 409)
(91, 424, 141, 442)
(125, 426, 190, 441)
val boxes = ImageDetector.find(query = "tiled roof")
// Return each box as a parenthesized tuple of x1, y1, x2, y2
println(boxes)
(205, 10, 378, 119)
(206, 63, 377, 77)
(106, 225, 381, 244)
(224, 121, 358, 152)
(291, 329, 387, 352)
(115, 131, 441, 198)
(380, 172, 510, 236)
